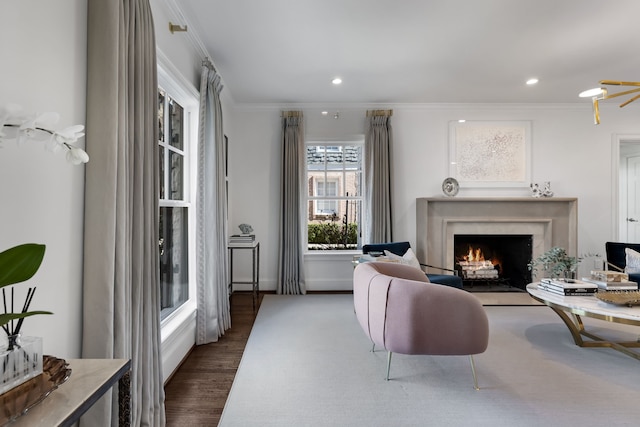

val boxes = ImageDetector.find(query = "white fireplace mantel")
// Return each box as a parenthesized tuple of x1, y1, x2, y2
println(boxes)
(415, 197, 578, 279)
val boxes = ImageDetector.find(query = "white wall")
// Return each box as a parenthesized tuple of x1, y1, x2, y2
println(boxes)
(0, 0, 87, 358)
(226, 103, 640, 291)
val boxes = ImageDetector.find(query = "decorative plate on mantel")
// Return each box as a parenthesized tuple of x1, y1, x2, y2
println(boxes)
(442, 177, 459, 197)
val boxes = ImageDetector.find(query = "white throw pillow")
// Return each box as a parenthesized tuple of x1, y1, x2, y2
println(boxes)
(383, 248, 422, 270)
(625, 248, 640, 274)
(403, 247, 423, 270)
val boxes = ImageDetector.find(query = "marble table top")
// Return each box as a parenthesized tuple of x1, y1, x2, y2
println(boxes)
(527, 282, 640, 325)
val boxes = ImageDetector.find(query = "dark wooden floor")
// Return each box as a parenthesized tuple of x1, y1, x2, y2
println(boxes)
(164, 292, 263, 426)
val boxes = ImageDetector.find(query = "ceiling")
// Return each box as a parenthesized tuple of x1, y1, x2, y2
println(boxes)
(177, 0, 640, 105)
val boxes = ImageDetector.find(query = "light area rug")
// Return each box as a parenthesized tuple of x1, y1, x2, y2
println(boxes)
(220, 294, 640, 426)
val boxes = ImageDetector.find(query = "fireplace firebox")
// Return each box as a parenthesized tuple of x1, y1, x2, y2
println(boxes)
(454, 234, 532, 291)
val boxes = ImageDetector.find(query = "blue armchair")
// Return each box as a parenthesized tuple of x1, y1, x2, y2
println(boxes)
(362, 241, 464, 289)
(605, 241, 640, 283)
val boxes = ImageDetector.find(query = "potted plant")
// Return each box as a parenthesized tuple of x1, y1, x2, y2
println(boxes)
(527, 247, 581, 279)
(0, 243, 52, 394)
(0, 243, 52, 336)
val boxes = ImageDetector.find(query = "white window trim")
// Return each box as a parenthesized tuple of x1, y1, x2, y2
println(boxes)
(157, 54, 199, 335)
(305, 137, 365, 254)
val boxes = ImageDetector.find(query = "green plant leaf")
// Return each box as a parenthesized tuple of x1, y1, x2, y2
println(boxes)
(528, 246, 580, 278)
(0, 244, 46, 288)
(0, 310, 53, 327)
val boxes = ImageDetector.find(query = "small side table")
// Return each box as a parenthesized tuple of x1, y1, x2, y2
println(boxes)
(228, 241, 260, 310)
(11, 358, 131, 426)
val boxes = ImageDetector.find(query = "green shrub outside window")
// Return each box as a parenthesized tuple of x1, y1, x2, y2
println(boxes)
(308, 222, 358, 250)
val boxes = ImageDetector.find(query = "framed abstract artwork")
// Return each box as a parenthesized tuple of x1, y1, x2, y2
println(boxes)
(448, 120, 532, 188)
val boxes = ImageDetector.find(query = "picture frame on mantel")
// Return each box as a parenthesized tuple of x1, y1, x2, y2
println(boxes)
(448, 120, 532, 188)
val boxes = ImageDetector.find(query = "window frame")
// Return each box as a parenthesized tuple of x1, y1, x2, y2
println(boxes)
(157, 61, 199, 329)
(305, 138, 364, 253)
(314, 179, 339, 215)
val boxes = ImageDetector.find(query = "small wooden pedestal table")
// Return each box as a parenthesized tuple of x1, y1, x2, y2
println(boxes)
(12, 358, 131, 427)
(527, 283, 640, 360)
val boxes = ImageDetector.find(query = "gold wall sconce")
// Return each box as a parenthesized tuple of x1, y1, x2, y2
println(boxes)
(579, 80, 640, 124)
(169, 22, 188, 34)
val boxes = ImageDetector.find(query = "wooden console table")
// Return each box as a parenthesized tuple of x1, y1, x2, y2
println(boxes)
(12, 358, 131, 426)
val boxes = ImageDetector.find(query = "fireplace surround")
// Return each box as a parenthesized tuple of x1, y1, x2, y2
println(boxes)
(416, 198, 578, 285)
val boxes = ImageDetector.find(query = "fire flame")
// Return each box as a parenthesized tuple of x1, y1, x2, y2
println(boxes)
(466, 246, 485, 261)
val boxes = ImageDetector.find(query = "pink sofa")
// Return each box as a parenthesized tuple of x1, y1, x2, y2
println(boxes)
(353, 261, 489, 389)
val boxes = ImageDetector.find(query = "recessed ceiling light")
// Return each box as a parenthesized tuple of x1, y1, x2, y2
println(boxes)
(458, 119, 466, 123)
(332, 77, 342, 85)
(321, 111, 328, 115)
(526, 78, 539, 85)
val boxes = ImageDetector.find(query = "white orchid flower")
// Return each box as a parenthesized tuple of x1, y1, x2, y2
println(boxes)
(54, 125, 85, 144)
(45, 125, 85, 153)
(19, 112, 59, 141)
(65, 145, 90, 165)
(45, 136, 62, 153)
(3, 105, 88, 165)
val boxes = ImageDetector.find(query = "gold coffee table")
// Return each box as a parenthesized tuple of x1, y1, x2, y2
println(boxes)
(526, 283, 640, 360)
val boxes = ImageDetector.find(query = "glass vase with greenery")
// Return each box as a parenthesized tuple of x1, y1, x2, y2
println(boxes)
(527, 246, 581, 279)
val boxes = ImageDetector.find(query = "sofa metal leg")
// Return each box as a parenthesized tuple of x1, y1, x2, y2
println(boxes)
(469, 355, 479, 390)
(386, 352, 393, 381)
(371, 343, 375, 352)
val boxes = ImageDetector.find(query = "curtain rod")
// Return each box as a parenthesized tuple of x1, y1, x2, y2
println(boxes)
(281, 111, 303, 118)
(366, 109, 393, 117)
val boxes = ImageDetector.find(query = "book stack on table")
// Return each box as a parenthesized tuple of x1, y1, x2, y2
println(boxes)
(229, 234, 255, 245)
(539, 278, 598, 296)
(581, 270, 638, 290)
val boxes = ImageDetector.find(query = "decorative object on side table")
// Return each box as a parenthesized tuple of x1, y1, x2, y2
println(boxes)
(441, 177, 459, 197)
(0, 244, 53, 396)
(230, 224, 256, 245)
(0, 355, 71, 425)
(238, 223, 253, 235)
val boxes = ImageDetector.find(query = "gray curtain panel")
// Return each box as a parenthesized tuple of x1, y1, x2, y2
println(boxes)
(83, 0, 165, 425)
(277, 113, 306, 295)
(196, 62, 231, 344)
(364, 112, 394, 243)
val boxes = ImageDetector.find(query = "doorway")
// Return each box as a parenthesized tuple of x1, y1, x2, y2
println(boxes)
(616, 136, 640, 242)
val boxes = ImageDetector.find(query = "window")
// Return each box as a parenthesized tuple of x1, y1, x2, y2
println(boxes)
(157, 70, 197, 321)
(315, 179, 338, 215)
(315, 146, 342, 153)
(306, 140, 363, 250)
(158, 89, 189, 319)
